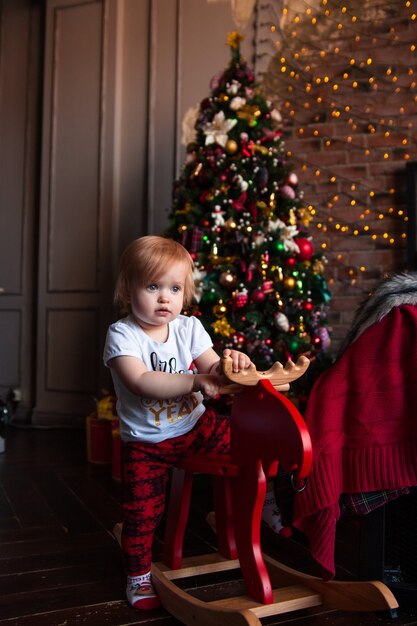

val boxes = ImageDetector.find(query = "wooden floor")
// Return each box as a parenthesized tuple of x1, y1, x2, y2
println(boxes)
(1, 424, 417, 626)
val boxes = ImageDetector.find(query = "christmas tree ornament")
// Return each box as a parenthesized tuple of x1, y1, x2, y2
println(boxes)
(295, 237, 314, 260)
(286, 172, 298, 186)
(224, 217, 237, 229)
(251, 287, 265, 303)
(211, 318, 235, 337)
(232, 288, 248, 309)
(253, 231, 265, 246)
(230, 96, 246, 110)
(181, 104, 200, 146)
(313, 259, 326, 274)
(288, 337, 301, 352)
(219, 270, 237, 288)
(262, 280, 274, 294)
(316, 327, 331, 351)
(274, 312, 290, 331)
(284, 277, 296, 290)
(225, 139, 239, 154)
(213, 300, 228, 318)
(236, 104, 261, 125)
(203, 111, 237, 147)
(279, 184, 296, 200)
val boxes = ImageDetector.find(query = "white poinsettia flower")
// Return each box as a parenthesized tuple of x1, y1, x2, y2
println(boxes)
(203, 111, 237, 147)
(283, 237, 301, 254)
(181, 104, 200, 146)
(267, 217, 286, 232)
(268, 218, 300, 252)
(280, 224, 300, 252)
(230, 96, 246, 111)
(227, 80, 241, 95)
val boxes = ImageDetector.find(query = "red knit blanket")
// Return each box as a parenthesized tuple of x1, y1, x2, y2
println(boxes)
(293, 304, 417, 578)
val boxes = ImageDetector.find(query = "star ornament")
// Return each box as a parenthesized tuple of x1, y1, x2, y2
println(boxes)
(203, 111, 237, 147)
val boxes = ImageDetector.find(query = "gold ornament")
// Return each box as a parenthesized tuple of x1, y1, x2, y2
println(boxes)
(224, 217, 237, 229)
(298, 208, 312, 227)
(313, 260, 325, 274)
(175, 202, 193, 216)
(210, 254, 235, 266)
(213, 301, 228, 318)
(227, 31, 244, 49)
(211, 318, 235, 337)
(192, 163, 203, 177)
(225, 139, 238, 154)
(219, 270, 237, 288)
(257, 201, 270, 218)
(237, 105, 261, 125)
(251, 143, 269, 155)
(284, 276, 296, 290)
(289, 208, 297, 226)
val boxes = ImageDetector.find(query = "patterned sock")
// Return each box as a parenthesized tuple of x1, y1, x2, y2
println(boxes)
(126, 571, 161, 610)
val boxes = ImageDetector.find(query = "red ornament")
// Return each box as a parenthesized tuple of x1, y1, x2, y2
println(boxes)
(232, 191, 247, 211)
(312, 335, 322, 348)
(231, 331, 246, 346)
(262, 280, 274, 294)
(251, 287, 265, 303)
(295, 238, 314, 260)
(232, 290, 248, 309)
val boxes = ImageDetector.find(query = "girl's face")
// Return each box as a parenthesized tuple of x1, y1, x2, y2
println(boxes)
(129, 260, 189, 333)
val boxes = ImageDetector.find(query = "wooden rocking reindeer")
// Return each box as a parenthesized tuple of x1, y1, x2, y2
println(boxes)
(115, 355, 398, 626)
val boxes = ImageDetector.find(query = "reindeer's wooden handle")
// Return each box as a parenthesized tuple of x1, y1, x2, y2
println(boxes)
(219, 354, 310, 394)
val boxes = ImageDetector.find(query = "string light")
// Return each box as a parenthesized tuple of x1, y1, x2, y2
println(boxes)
(260, 0, 415, 281)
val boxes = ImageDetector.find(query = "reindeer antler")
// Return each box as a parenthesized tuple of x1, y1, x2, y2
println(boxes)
(219, 354, 310, 394)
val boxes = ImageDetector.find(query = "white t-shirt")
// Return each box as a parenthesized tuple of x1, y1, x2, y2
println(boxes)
(103, 314, 213, 443)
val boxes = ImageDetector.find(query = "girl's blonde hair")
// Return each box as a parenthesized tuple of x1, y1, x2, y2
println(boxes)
(114, 236, 195, 314)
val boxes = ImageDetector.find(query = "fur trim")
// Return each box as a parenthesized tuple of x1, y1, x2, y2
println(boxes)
(338, 271, 417, 356)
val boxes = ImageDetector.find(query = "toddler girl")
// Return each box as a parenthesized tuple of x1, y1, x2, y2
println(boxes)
(103, 235, 288, 610)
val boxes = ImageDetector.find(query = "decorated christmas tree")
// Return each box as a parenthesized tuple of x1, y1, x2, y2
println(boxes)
(166, 32, 332, 396)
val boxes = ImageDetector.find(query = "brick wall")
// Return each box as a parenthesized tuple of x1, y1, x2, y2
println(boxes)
(262, 0, 417, 352)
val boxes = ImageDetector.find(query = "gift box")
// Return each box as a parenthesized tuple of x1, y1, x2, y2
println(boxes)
(87, 393, 122, 480)
(111, 417, 122, 481)
(86, 413, 112, 465)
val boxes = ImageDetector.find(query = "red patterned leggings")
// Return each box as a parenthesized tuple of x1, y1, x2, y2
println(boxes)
(121, 408, 230, 576)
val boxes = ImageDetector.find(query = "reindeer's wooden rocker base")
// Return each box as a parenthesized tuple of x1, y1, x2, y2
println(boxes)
(115, 356, 398, 625)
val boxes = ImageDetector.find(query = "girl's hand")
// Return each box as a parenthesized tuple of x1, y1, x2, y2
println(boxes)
(192, 374, 221, 399)
(223, 348, 252, 373)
